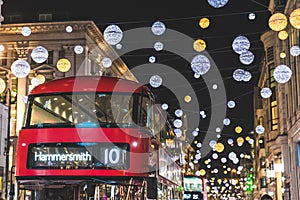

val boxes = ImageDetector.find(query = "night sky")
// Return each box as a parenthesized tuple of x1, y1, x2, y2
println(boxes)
(3, 0, 271, 177)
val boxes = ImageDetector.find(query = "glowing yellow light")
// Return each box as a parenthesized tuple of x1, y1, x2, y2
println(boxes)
(0, 78, 6, 94)
(193, 39, 206, 52)
(289, 8, 300, 29)
(56, 58, 71, 72)
(199, 169, 206, 176)
(280, 52, 286, 58)
(204, 160, 210, 165)
(268, 12, 288, 31)
(199, 17, 210, 29)
(217, 179, 222, 184)
(224, 171, 228, 174)
(278, 30, 288, 40)
(184, 95, 192, 103)
(236, 137, 244, 144)
(245, 136, 250, 141)
(36, 74, 46, 84)
(215, 142, 225, 153)
(235, 126, 242, 134)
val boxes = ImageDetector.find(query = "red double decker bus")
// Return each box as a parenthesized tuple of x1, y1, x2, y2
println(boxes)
(15, 76, 183, 200)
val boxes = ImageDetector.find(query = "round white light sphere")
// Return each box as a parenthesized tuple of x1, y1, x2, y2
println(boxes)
(207, 0, 229, 8)
(239, 50, 255, 65)
(154, 41, 164, 51)
(255, 125, 265, 134)
(151, 21, 166, 36)
(103, 24, 123, 45)
(290, 45, 300, 56)
(21, 26, 31, 36)
(149, 56, 156, 63)
(161, 103, 168, 110)
(31, 46, 49, 63)
(260, 87, 272, 98)
(74, 45, 84, 54)
(65, 25, 73, 33)
(273, 64, 292, 84)
(101, 57, 112, 68)
(232, 35, 250, 54)
(175, 109, 183, 117)
(248, 13, 256, 20)
(174, 129, 182, 137)
(149, 75, 163, 88)
(227, 100, 236, 108)
(11, 59, 31, 78)
(191, 54, 211, 75)
(173, 119, 183, 128)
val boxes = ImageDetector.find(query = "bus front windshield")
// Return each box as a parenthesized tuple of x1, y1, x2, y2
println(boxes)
(24, 92, 149, 128)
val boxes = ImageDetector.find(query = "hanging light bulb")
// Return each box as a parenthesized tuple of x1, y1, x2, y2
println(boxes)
(268, 12, 288, 31)
(56, 58, 71, 72)
(278, 30, 288, 40)
(199, 17, 210, 29)
(289, 8, 300, 29)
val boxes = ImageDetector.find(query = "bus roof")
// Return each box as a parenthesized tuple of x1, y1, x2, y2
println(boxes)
(29, 76, 149, 95)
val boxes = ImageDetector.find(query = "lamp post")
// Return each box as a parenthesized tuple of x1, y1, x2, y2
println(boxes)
(5, 87, 11, 200)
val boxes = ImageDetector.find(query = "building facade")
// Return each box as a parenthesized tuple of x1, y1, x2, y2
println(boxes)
(253, 0, 300, 200)
(0, 20, 136, 199)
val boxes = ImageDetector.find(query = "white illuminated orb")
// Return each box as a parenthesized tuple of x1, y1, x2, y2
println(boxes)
(31, 46, 49, 63)
(173, 119, 183, 128)
(239, 50, 255, 65)
(243, 71, 252, 82)
(149, 75, 163, 88)
(103, 24, 123, 45)
(151, 21, 166, 36)
(31, 77, 40, 86)
(192, 130, 199, 137)
(232, 35, 250, 54)
(260, 87, 272, 98)
(290, 45, 300, 57)
(175, 109, 183, 117)
(191, 54, 211, 75)
(207, 0, 229, 8)
(74, 45, 84, 54)
(223, 118, 231, 126)
(194, 73, 201, 79)
(154, 41, 164, 51)
(149, 56, 156, 63)
(11, 59, 31, 78)
(116, 43, 122, 49)
(209, 140, 217, 148)
(21, 26, 31, 36)
(255, 125, 265, 134)
(233, 68, 246, 82)
(161, 103, 168, 110)
(273, 64, 292, 84)
(101, 57, 112, 68)
(248, 13, 256, 20)
(174, 129, 182, 137)
(65, 25, 73, 33)
(227, 100, 236, 108)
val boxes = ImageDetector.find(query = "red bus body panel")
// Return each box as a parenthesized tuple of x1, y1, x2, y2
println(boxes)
(29, 76, 147, 95)
(16, 127, 151, 178)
